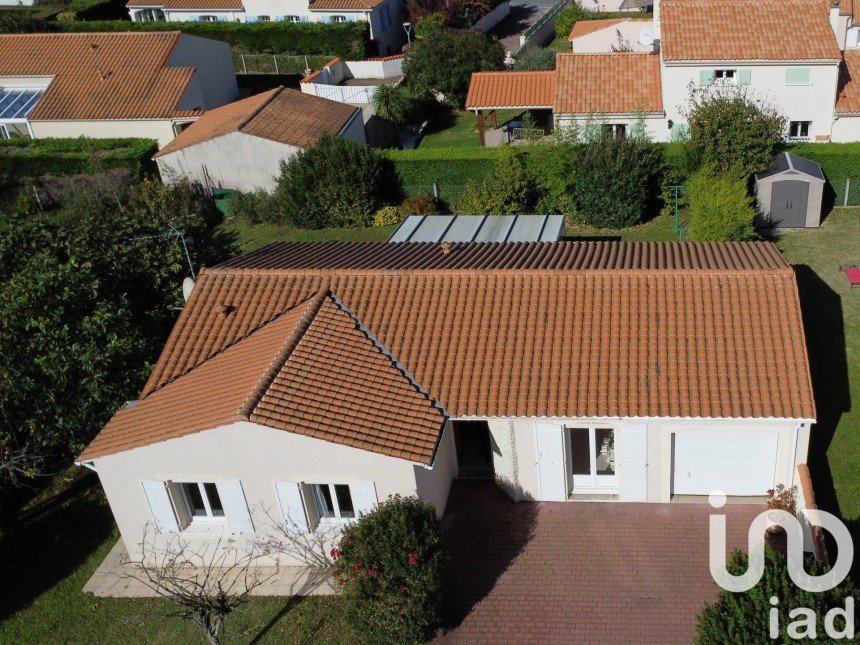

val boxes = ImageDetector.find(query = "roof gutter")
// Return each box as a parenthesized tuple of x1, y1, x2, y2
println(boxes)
(75, 460, 97, 472)
(337, 105, 363, 136)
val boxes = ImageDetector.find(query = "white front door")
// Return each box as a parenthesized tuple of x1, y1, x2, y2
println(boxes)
(673, 431, 778, 496)
(535, 422, 567, 501)
(569, 427, 616, 492)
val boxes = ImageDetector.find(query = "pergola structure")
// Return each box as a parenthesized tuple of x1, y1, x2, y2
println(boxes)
(464, 70, 555, 146)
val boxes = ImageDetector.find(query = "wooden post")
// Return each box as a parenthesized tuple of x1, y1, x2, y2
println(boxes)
(490, 109, 498, 128)
(845, 178, 851, 207)
(477, 111, 486, 147)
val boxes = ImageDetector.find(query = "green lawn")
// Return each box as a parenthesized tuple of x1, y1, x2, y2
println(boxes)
(219, 221, 397, 252)
(418, 109, 526, 149)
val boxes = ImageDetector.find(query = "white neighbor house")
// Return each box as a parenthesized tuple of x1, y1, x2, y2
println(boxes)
(467, 0, 860, 143)
(78, 241, 817, 566)
(127, 0, 405, 55)
(154, 86, 365, 191)
(0, 32, 238, 146)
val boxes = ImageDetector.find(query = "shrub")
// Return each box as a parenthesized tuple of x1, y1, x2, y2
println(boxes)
(230, 189, 274, 223)
(514, 46, 556, 71)
(372, 83, 417, 124)
(697, 547, 857, 644)
(373, 205, 402, 227)
(53, 20, 370, 58)
(415, 12, 447, 38)
(400, 193, 440, 215)
(687, 165, 757, 241)
(403, 29, 505, 106)
(456, 146, 537, 215)
(274, 134, 401, 228)
(333, 496, 447, 643)
(554, 2, 591, 40)
(569, 130, 662, 228)
(685, 88, 786, 177)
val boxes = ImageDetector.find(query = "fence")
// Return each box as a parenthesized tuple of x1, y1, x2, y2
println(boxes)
(518, 0, 568, 52)
(831, 177, 860, 207)
(404, 183, 467, 203)
(308, 83, 378, 104)
(233, 53, 330, 75)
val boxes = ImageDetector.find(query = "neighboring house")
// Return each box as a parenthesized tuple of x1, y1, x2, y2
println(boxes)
(127, 0, 405, 55)
(0, 32, 237, 146)
(154, 86, 364, 191)
(468, 0, 860, 143)
(77, 240, 817, 565)
(834, 0, 860, 50)
(835, 51, 860, 140)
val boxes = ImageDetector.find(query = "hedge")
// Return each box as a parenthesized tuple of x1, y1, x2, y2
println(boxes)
(789, 142, 860, 181)
(53, 20, 371, 58)
(0, 138, 158, 179)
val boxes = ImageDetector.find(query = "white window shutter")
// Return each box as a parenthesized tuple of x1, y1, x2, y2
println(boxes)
(300, 483, 321, 531)
(141, 480, 180, 533)
(350, 481, 378, 517)
(534, 422, 567, 501)
(617, 424, 648, 502)
(275, 481, 310, 533)
(216, 480, 254, 534)
(167, 481, 192, 529)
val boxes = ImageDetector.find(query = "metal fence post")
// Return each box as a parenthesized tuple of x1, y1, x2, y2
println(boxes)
(433, 183, 440, 199)
(845, 178, 851, 207)
(273, 55, 279, 75)
(241, 54, 247, 74)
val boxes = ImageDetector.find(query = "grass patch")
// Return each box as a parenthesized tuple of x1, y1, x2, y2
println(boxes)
(418, 109, 525, 149)
(0, 469, 356, 644)
(564, 212, 677, 241)
(219, 221, 396, 252)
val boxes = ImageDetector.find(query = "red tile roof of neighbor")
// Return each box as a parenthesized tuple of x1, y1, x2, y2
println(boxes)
(660, 0, 841, 62)
(309, 0, 384, 9)
(554, 52, 662, 114)
(568, 17, 650, 41)
(466, 54, 662, 114)
(80, 241, 816, 464)
(840, 0, 859, 23)
(154, 87, 359, 156)
(0, 32, 201, 120)
(127, 0, 242, 7)
(837, 52, 860, 113)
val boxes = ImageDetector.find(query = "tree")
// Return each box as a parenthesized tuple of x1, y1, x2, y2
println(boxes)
(456, 146, 538, 215)
(0, 173, 236, 487)
(568, 127, 662, 228)
(414, 12, 448, 38)
(514, 47, 556, 71)
(403, 28, 505, 106)
(685, 87, 786, 177)
(554, 2, 590, 40)
(332, 496, 447, 643)
(372, 83, 415, 124)
(273, 134, 401, 228)
(127, 527, 277, 645)
(686, 164, 757, 241)
(697, 547, 857, 644)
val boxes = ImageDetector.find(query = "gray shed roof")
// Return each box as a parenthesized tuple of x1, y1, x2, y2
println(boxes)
(756, 152, 825, 181)
(389, 214, 565, 243)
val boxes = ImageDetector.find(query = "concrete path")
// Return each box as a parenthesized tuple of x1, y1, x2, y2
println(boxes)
(489, 0, 561, 55)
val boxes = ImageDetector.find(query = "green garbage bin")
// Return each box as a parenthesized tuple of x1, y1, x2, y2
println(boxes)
(212, 188, 235, 217)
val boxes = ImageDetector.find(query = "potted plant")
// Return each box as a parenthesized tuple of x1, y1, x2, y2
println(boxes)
(765, 484, 797, 534)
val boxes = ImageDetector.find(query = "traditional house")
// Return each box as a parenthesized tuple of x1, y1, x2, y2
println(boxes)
(78, 241, 816, 566)
(0, 32, 238, 146)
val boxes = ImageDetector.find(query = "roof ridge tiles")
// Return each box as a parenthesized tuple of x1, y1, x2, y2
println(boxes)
(236, 86, 284, 134)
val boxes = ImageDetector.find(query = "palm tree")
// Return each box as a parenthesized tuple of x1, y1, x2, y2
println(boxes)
(372, 83, 414, 124)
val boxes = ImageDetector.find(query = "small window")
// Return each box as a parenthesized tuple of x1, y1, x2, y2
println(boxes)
(788, 121, 811, 140)
(258, 14, 270, 20)
(601, 123, 626, 138)
(310, 483, 355, 520)
(331, 14, 347, 22)
(285, 14, 301, 22)
(199, 14, 218, 21)
(179, 482, 225, 519)
(713, 69, 736, 84)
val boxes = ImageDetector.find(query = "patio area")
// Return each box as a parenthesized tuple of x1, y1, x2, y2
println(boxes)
(437, 480, 761, 643)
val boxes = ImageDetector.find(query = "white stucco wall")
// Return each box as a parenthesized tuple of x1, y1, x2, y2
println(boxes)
(660, 61, 840, 142)
(168, 34, 239, 110)
(831, 113, 860, 142)
(487, 419, 521, 500)
(570, 20, 654, 54)
(497, 417, 808, 503)
(414, 422, 457, 512)
(30, 119, 179, 147)
(90, 421, 451, 565)
(554, 114, 669, 142)
(157, 130, 301, 191)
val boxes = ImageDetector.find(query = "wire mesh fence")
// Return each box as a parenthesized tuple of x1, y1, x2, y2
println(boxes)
(232, 53, 331, 75)
(831, 177, 860, 207)
(403, 184, 467, 204)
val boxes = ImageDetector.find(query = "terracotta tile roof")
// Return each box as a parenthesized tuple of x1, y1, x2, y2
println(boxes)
(568, 17, 649, 40)
(154, 87, 359, 156)
(466, 71, 556, 109)
(0, 32, 200, 120)
(309, 0, 383, 9)
(83, 241, 815, 462)
(840, 0, 858, 22)
(216, 240, 789, 272)
(127, 0, 242, 7)
(837, 51, 860, 113)
(554, 53, 662, 114)
(660, 0, 841, 62)
(80, 293, 446, 463)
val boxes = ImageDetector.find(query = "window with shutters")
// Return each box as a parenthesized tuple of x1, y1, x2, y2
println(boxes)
(177, 482, 225, 520)
(713, 69, 737, 84)
(275, 481, 377, 533)
(310, 483, 355, 519)
(331, 14, 347, 22)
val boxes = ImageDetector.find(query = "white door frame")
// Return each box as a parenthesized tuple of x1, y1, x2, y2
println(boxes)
(569, 426, 617, 493)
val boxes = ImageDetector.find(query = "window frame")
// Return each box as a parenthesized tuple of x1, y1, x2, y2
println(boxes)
(788, 120, 811, 140)
(176, 481, 226, 522)
(285, 14, 301, 22)
(566, 426, 617, 493)
(198, 14, 218, 21)
(331, 14, 347, 22)
(309, 483, 356, 521)
(257, 14, 271, 20)
(713, 68, 737, 84)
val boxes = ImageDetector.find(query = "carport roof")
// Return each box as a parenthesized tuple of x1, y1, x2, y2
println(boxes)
(466, 71, 555, 109)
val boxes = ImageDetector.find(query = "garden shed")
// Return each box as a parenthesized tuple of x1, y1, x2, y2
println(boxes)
(754, 152, 825, 228)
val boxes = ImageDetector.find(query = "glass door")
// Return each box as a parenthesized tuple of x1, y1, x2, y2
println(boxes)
(568, 427, 616, 492)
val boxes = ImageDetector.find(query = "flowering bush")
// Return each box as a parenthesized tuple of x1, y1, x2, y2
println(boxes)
(332, 495, 447, 643)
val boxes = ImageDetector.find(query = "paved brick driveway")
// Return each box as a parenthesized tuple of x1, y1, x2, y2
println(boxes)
(437, 481, 760, 644)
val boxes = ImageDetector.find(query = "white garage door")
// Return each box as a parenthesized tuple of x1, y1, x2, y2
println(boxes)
(673, 431, 778, 496)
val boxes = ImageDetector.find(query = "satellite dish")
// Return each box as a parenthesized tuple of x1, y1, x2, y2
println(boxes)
(182, 276, 196, 302)
(638, 27, 654, 47)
